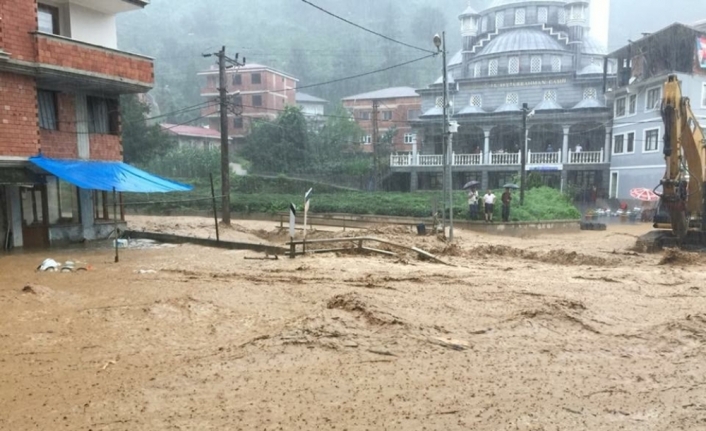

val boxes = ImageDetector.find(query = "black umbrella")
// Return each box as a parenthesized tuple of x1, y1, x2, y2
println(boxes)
(503, 183, 519, 189)
(463, 180, 480, 189)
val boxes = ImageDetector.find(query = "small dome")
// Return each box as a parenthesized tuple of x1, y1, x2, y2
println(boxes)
(486, 0, 566, 10)
(479, 29, 567, 56)
(457, 105, 486, 115)
(577, 63, 604, 75)
(534, 100, 563, 111)
(433, 73, 456, 85)
(495, 102, 521, 113)
(573, 99, 606, 109)
(420, 106, 443, 118)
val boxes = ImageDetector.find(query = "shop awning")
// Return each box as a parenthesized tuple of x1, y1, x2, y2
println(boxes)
(29, 156, 193, 193)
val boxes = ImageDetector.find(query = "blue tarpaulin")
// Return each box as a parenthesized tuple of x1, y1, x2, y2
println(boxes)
(29, 156, 193, 193)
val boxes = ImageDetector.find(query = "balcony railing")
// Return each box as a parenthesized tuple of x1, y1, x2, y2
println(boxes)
(390, 149, 606, 168)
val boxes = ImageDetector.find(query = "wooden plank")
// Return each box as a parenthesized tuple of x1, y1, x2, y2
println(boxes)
(123, 230, 288, 255)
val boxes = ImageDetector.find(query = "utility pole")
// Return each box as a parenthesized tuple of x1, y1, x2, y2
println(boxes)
(520, 103, 529, 206)
(372, 100, 380, 191)
(217, 46, 231, 225)
(204, 47, 246, 226)
(434, 32, 452, 241)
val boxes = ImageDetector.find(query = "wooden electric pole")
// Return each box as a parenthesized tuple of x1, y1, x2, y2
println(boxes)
(217, 46, 231, 225)
(520, 103, 528, 206)
(372, 100, 380, 191)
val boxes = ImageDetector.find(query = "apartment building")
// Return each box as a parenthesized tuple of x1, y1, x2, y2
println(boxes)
(199, 63, 297, 148)
(341, 87, 422, 154)
(0, 0, 154, 248)
(607, 23, 706, 201)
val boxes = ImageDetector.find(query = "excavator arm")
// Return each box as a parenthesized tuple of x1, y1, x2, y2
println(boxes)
(658, 75, 706, 239)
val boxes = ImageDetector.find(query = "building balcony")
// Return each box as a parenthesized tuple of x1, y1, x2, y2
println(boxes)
(390, 150, 606, 169)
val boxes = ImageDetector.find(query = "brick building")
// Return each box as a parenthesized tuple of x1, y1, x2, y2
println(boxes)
(0, 0, 154, 248)
(341, 87, 422, 153)
(199, 63, 297, 148)
(160, 124, 220, 150)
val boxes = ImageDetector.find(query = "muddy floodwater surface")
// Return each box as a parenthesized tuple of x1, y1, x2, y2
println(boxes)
(1, 216, 706, 430)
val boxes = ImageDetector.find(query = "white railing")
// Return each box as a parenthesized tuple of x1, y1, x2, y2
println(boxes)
(419, 155, 443, 166)
(568, 150, 604, 164)
(390, 154, 412, 167)
(528, 151, 561, 165)
(490, 151, 520, 165)
(454, 153, 482, 166)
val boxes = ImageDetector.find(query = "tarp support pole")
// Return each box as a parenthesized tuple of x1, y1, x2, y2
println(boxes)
(210, 173, 220, 242)
(113, 187, 119, 263)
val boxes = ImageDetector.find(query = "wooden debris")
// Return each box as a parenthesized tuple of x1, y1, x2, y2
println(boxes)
(428, 337, 471, 351)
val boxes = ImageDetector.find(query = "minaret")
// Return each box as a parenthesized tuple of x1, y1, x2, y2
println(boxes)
(459, 2, 481, 75)
(566, 0, 590, 69)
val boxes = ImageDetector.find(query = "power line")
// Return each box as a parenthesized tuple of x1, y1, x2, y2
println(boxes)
(299, 0, 437, 55)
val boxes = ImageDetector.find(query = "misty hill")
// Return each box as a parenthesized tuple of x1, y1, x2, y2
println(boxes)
(117, 0, 478, 121)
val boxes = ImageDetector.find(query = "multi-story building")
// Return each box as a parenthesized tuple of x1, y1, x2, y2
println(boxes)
(393, 0, 615, 194)
(342, 87, 422, 153)
(199, 63, 297, 148)
(606, 23, 706, 201)
(0, 0, 154, 248)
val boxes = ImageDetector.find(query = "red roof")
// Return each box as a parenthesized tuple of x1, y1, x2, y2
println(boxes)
(161, 123, 220, 139)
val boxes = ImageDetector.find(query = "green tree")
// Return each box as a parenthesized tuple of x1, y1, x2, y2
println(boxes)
(120, 95, 175, 164)
(240, 106, 308, 173)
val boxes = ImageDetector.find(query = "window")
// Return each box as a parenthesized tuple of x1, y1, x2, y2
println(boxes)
(473, 63, 482, 78)
(481, 16, 488, 32)
(544, 90, 557, 102)
(233, 117, 243, 128)
(551, 56, 562, 72)
(506, 92, 519, 105)
(57, 179, 79, 223)
(615, 97, 626, 118)
(470, 95, 482, 107)
(251, 73, 262, 84)
(233, 95, 243, 107)
(233, 74, 242, 85)
(515, 8, 526, 25)
(362, 135, 372, 145)
(538, 7, 548, 24)
(359, 111, 371, 120)
(38, 90, 57, 130)
(382, 111, 393, 121)
(628, 94, 637, 115)
(508, 56, 520, 74)
(495, 12, 504, 29)
(252, 95, 262, 106)
(87, 97, 118, 134)
(613, 132, 635, 155)
(646, 87, 661, 111)
(558, 8, 566, 24)
(488, 59, 498, 76)
(530, 56, 542, 73)
(583, 87, 597, 100)
(644, 128, 659, 152)
(610, 172, 619, 199)
(407, 109, 421, 120)
(404, 133, 417, 144)
(38, 4, 59, 35)
(435, 96, 445, 107)
(570, 5, 583, 20)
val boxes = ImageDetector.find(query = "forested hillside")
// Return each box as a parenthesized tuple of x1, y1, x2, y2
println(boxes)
(117, 0, 492, 120)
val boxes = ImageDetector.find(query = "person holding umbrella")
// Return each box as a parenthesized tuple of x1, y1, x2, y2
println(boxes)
(464, 180, 480, 220)
(501, 187, 512, 222)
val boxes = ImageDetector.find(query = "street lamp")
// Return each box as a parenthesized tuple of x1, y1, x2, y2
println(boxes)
(433, 32, 454, 241)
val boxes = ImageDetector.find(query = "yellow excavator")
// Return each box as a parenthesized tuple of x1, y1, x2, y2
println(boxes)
(648, 74, 706, 246)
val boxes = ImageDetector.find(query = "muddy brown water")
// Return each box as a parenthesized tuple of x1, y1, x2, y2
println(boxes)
(1, 216, 705, 430)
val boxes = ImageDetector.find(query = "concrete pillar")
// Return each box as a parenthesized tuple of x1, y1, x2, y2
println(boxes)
(481, 170, 489, 191)
(562, 125, 570, 164)
(410, 171, 419, 192)
(79, 188, 95, 241)
(604, 128, 612, 163)
(561, 170, 568, 193)
(7, 186, 23, 248)
(483, 128, 491, 164)
(46, 177, 60, 225)
(75, 94, 90, 159)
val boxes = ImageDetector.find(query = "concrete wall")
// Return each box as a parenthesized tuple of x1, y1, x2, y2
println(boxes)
(49, 221, 125, 244)
(68, 3, 118, 49)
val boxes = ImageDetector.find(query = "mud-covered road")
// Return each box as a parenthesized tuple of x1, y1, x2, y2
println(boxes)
(1, 216, 705, 430)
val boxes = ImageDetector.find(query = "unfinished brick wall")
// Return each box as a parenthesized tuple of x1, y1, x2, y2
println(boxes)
(89, 134, 122, 160)
(0, 72, 39, 156)
(40, 93, 77, 159)
(0, 0, 37, 61)
(36, 35, 154, 85)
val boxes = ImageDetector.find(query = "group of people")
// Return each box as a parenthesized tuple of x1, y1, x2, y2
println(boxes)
(467, 187, 513, 223)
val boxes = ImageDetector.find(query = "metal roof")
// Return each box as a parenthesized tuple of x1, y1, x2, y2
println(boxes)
(456, 105, 487, 115)
(572, 99, 605, 109)
(582, 37, 607, 55)
(533, 99, 563, 111)
(494, 102, 521, 113)
(296, 93, 327, 103)
(479, 29, 566, 56)
(448, 50, 463, 67)
(459, 5, 479, 17)
(160, 124, 220, 139)
(577, 63, 604, 75)
(486, 0, 566, 10)
(342, 86, 419, 101)
(420, 106, 443, 117)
